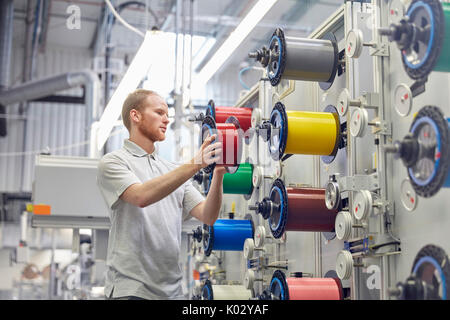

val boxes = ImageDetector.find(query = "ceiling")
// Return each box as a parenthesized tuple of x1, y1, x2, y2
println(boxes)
(11, 0, 343, 81)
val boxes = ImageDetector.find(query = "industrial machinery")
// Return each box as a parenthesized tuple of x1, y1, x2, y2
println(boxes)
(188, 0, 450, 301)
(249, 27, 341, 89)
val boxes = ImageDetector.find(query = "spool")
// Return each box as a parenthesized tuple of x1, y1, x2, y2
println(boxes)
(268, 270, 343, 300)
(223, 163, 253, 196)
(381, 0, 450, 79)
(250, 28, 339, 87)
(403, 0, 450, 78)
(257, 179, 338, 239)
(203, 217, 254, 256)
(389, 106, 450, 197)
(200, 115, 243, 174)
(197, 163, 254, 197)
(392, 244, 450, 299)
(201, 280, 252, 300)
(267, 102, 341, 162)
(206, 99, 253, 132)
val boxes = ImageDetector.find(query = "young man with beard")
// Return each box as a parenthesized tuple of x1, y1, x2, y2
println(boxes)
(97, 89, 225, 300)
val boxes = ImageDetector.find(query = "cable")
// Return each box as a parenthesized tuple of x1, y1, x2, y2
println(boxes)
(238, 66, 264, 90)
(369, 241, 401, 251)
(104, 0, 145, 38)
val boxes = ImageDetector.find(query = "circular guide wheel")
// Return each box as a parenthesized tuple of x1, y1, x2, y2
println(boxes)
(267, 28, 287, 86)
(269, 102, 288, 161)
(400, 178, 418, 211)
(201, 279, 214, 300)
(205, 99, 216, 120)
(268, 179, 288, 239)
(407, 106, 450, 197)
(201, 115, 217, 174)
(203, 223, 214, 257)
(411, 244, 450, 299)
(320, 104, 341, 164)
(319, 32, 339, 91)
(224, 116, 243, 174)
(269, 270, 290, 300)
(402, 0, 445, 80)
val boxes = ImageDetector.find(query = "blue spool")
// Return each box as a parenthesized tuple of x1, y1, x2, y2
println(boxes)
(203, 218, 254, 256)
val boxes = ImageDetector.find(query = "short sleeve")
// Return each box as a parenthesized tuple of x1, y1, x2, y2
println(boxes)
(182, 179, 205, 221)
(97, 155, 141, 209)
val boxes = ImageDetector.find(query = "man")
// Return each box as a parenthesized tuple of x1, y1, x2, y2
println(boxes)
(97, 89, 225, 300)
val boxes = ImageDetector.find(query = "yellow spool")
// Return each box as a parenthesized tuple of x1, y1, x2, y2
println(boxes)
(285, 111, 339, 156)
(268, 102, 341, 161)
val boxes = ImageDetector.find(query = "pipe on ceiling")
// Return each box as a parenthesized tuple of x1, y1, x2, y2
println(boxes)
(0, 70, 100, 156)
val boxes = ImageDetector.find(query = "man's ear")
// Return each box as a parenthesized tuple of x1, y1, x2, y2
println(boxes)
(130, 108, 141, 123)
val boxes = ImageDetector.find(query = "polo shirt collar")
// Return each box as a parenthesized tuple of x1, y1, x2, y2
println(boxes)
(123, 139, 156, 159)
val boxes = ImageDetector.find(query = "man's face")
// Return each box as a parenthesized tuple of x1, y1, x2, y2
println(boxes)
(134, 95, 170, 142)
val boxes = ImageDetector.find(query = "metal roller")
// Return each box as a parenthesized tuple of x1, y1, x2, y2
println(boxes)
(200, 280, 252, 300)
(384, 105, 450, 197)
(262, 102, 343, 163)
(249, 28, 339, 87)
(249, 179, 338, 239)
(193, 217, 254, 256)
(266, 270, 343, 300)
(379, 0, 450, 79)
(200, 115, 243, 174)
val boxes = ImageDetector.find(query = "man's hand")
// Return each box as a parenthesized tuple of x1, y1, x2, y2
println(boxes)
(213, 165, 227, 176)
(191, 134, 222, 169)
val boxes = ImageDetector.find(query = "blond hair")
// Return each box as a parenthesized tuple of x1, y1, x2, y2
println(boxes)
(121, 89, 160, 131)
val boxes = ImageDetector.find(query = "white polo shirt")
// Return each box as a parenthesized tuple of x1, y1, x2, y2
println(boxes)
(97, 139, 204, 299)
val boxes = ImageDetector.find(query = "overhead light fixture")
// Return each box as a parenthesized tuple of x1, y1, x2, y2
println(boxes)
(95, 30, 168, 152)
(194, 0, 278, 86)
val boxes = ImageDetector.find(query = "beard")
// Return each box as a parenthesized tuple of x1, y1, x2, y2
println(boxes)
(137, 116, 165, 142)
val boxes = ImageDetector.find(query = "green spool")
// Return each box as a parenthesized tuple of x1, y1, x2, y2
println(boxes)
(434, 3, 450, 72)
(223, 163, 253, 195)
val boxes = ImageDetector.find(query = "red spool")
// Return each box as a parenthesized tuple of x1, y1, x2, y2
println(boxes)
(206, 100, 253, 132)
(285, 187, 337, 232)
(267, 179, 338, 238)
(201, 115, 242, 173)
(269, 270, 343, 300)
(287, 277, 343, 300)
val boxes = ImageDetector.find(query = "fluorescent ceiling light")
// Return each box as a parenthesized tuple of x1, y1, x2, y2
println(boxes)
(95, 30, 168, 152)
(194, 0, 278, 86)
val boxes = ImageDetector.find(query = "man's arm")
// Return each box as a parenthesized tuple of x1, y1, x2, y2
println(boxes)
(190, 167, 226, 226)
(120, 135, 221, 208)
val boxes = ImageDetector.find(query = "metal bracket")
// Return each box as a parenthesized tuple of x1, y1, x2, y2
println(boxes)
(371, 118, 392, 136)
(360, 92, 380, 108)
(369, 41, 390, 57)
(339, 172, 381, 192)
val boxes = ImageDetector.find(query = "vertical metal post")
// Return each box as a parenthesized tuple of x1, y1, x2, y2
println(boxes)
(48, 228, 56, 299)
